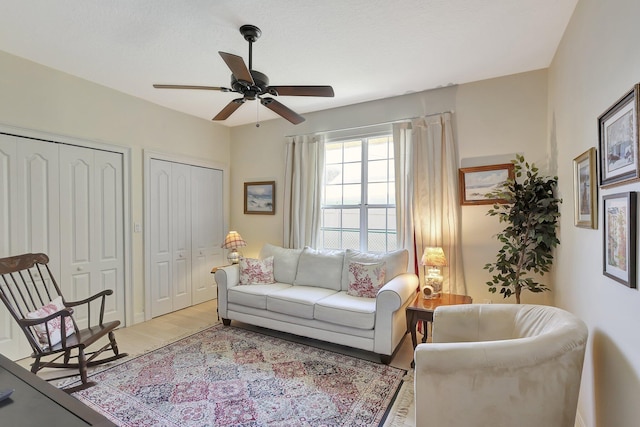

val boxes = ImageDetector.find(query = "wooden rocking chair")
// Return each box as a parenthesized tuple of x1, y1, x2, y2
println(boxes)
(0, 253, 127, 392)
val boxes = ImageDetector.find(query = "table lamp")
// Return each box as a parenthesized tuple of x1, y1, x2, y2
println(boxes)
(421, 246, 447, 298)
(221, 231, 246, 264)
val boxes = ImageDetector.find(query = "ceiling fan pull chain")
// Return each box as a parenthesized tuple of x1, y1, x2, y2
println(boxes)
(255, 98, 260, 127)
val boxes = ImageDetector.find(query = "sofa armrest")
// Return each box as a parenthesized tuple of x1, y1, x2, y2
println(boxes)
(373, 272, 418, 355)
(214, 265, 239, 319)
(377, 273, 418, 312)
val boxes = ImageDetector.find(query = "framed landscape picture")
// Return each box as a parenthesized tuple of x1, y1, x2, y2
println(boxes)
(602, 192, 636, 288)
(598, 84, 640, 187)
(573, 148, 598, 228)
(458, 163, 514, 206)
(244, 181, 275, 215)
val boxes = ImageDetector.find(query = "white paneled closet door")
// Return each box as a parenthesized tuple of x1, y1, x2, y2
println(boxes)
(0, 133, 126, 360)
(148, 158, 223, 317)
(171, 162, 192, 311)
(59, 145, 125, 329)
(0, 135, 60, 359)
(191, 166, 224, 304)
(149, 159, 174, 317)
(149, 160, 194, 316)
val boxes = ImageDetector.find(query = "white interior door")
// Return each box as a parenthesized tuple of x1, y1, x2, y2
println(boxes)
(59, 145, 125, 328)
(191, 166, 224, 304)
(0, 135, 60, 359)
(171, 162, 192, 311)
(149, 159, 173, 317)
(93, 149, 125, 325)
(147, 157, 224, 317)
(0, 130, 128, 361)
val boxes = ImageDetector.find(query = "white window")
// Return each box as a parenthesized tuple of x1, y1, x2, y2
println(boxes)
(320, 133, 396, 253)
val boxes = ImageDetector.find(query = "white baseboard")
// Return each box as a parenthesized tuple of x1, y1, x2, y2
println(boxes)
(133, 311, 146, 325)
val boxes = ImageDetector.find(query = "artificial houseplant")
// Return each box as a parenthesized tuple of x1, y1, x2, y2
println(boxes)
(483, 154, 561, 303)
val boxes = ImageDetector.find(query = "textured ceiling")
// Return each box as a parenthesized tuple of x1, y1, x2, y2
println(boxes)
(0, 0, 578, 127)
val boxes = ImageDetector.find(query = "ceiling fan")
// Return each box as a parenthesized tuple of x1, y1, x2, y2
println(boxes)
(153, 24, 335, 125)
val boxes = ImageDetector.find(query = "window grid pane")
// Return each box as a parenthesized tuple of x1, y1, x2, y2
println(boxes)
(321, 133, 396, 251)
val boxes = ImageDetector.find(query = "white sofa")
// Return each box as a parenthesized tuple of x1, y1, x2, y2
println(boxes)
(414, 304, 588, 427)
(214, 243, 418, 363)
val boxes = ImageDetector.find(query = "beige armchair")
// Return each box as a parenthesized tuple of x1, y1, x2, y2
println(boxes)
(414, 304, 588, 427)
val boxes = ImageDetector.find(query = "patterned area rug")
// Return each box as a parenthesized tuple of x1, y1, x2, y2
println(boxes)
(68, 324, 405, 426)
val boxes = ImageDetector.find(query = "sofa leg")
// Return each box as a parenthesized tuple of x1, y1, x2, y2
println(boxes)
(222, 318, 231, 326)
(380, 354, 392, 365)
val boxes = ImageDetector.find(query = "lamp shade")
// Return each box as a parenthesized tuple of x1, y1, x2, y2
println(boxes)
(421, 247, 447, 267)
(221, 231, 247, 249)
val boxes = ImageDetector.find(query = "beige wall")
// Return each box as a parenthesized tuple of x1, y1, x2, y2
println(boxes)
(230, 69, 550, 305)
(0, 51, 231, 323)
(549, 0, 640, 426)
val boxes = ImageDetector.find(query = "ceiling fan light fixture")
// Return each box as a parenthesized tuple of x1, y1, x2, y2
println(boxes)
(153, 24, 334, 125)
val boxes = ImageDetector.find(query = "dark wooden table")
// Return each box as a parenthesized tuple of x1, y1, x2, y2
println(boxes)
(406, 292, 473, 366)
(0, 353, 115, 426)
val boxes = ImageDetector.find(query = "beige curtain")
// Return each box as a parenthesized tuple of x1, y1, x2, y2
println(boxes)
(283, 135, 324, 249)
(393, 113, 466, 295)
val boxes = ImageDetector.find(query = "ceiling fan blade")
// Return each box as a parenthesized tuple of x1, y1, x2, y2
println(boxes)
(153, 84, 230, 91)
(218, 51, 254, 85)
(267, 86, 335, 97)
(212, 99, 245, 121)
(260, 97, 305, 124)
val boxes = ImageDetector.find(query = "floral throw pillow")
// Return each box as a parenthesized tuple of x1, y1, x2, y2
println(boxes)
(26, 296, 75, 348)
(239, 256, 276, 285)
(347, 261, 387, 298)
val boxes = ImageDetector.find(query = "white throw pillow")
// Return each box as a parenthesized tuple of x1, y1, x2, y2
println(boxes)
(259, 243, 303, 284)
(294, 247, 344, 290)
(341, 249, 408, 291)
(347, 261, 387, 298)
(26, 296, 75, 348)
(239, 256, 276, 285)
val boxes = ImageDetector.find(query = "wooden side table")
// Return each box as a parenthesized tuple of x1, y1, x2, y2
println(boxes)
(406, 292, 472, 366)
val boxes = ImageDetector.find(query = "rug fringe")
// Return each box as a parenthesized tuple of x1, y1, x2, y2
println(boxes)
(382, 369, 415, 427)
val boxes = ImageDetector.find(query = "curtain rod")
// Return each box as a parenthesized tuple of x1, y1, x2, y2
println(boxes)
(284, 110, 454, 138)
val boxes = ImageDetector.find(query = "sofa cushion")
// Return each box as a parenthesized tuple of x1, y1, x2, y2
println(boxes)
(347, 261, 386, 298)
(314, 292, 377, 330)
(259, 243, 303, 284)
(294, 247, 344, 291)
(239, 256, 276, 285)
(341, 249, 408, 291)
(267, 286, 338, 319)
(228, 283, 292, 310)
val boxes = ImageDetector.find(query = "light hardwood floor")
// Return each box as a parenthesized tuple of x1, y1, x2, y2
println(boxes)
(19, 298, 416, 376)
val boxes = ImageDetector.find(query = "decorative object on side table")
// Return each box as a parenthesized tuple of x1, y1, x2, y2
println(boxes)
(420, 247, 447, 298)
(573, 147, 598, 229)
(483, 154, 561, 303)
(598, 83, 640, 188)
(602, 192, 637, 288)
(221, 231, 246, 264)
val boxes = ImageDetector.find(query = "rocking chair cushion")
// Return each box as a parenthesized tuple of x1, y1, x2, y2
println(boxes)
(27, 296, 75, 347)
